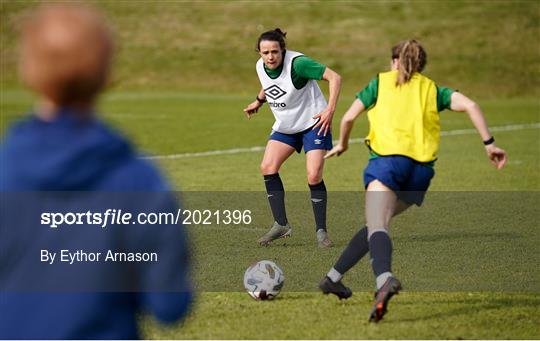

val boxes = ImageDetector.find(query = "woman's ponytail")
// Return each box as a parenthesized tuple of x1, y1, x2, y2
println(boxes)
(392, 40, 427, 86)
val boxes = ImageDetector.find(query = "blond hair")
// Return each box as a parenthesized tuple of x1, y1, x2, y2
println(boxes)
(391, 40, 427, 86)
(18, 4, 114, 105)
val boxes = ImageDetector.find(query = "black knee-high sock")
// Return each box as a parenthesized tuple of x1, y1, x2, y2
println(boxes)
(264, 173, 287, 226)
(369, 230, 393, 277)
(333, 226, 369, 274)
(309, 180, 327, 231)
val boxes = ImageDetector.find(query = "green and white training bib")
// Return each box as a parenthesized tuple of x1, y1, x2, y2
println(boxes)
(256, 50, 327, 134)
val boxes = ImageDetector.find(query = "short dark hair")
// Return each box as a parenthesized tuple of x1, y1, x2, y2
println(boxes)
(256, 28, 287, 51)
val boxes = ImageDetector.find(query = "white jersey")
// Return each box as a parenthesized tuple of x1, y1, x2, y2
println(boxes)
(256, 50, 328, 134)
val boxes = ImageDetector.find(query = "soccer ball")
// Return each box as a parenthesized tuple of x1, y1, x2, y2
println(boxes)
(243, 260, 284, 300)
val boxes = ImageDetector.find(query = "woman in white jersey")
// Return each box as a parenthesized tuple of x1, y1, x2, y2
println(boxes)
(243, 28, 342, 248)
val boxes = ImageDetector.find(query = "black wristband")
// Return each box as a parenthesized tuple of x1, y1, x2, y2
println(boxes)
(256, 96, 266, 104)
(483, 136, 495, 145)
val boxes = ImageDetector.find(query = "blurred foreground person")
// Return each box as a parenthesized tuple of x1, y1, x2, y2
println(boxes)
(0, 4, 192, 339)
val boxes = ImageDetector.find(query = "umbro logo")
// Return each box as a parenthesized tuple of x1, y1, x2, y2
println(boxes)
(264, 85, 287, 100)
(314, 139, 322, 145)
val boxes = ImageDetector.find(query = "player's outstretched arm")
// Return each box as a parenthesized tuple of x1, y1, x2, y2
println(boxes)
(243, 88, 266, 119)
(450, 92, 507, 169)
(313, 67, 342, 136)
(325, 98, 365, 159)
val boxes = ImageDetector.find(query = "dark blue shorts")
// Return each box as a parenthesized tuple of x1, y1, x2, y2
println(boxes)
(363, 155, 435, 206)
(269, 125, 333, 153)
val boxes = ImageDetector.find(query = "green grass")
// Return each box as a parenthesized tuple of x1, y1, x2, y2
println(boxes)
(183, 191, 539, 292)
(1, 1, 539, 97)
(2, 91, 539, 191)
(1, 1, 539, 339)
(2, 91, 539, 340)
(2, 91, 539, 339)
(143, 292, 540, 339)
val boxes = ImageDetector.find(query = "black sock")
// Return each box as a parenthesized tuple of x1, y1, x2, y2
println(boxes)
(264, 173, 287, 226)
(333, 226, 369, 274)
(369, 230, 393, 277)
(309, 180, 327, 231)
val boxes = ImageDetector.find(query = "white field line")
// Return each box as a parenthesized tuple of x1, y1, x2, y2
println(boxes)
(143, 122, 540, 160)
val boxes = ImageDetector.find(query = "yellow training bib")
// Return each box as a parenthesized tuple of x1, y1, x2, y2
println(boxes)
(366, 70, 440, 163)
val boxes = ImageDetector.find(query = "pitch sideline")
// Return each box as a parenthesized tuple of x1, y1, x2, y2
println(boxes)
(143, 122, 540, 160)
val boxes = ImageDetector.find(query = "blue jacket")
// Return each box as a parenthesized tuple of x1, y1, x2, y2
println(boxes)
(0, 112, 192, 339)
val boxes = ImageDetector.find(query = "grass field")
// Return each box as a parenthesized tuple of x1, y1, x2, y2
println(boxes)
(1, 1, 539, 339)
(144, 292, 539, 339)
(3, 91, 538, 192)
(2, 91, 539, 339)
